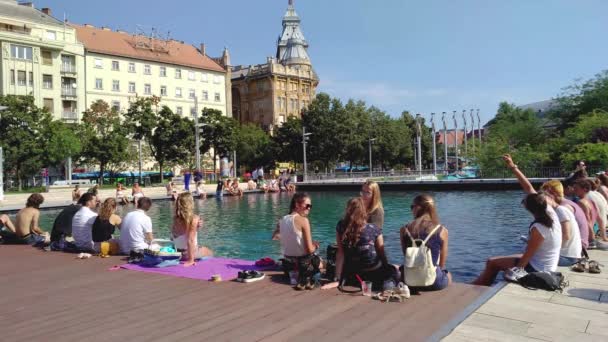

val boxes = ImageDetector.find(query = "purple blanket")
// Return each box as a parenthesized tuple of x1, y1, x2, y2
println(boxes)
(120, 257, 273, 281)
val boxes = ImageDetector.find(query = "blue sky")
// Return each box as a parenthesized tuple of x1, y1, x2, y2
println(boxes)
(36, 0, 608, 124)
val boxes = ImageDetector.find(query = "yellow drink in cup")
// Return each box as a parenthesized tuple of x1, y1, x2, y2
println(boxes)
(100, 242, 110, 257)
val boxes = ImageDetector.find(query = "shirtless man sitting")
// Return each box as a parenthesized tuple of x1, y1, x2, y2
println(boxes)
(15, 193, 49, 245)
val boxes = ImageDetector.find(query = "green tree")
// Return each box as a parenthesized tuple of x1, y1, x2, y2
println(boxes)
(40, 119, 82, 182)
(0, 95, 48, 190)
(551, 70, 608, 129)
(235, 123, 274, 170)
(199, 108, 238, 175)
(274, 116, 303, 164)
(342, 100, 371, 168)
(80, 100, 131, 185)
(559, 110, 608, 168)
(400, 111, 430, 167)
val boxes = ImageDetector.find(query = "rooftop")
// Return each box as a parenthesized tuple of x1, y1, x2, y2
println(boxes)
(0, 0, 64, 27)
(71, 23, 225, 73)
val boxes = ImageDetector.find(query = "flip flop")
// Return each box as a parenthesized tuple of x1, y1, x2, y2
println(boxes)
(588, 260, 602, 274)
(571, 260, 587, 273)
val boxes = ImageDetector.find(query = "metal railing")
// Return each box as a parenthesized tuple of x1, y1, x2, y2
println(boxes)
(61, 86, 77, 96)
(62, 111, 78, 120)
(61, 64, 76, 73)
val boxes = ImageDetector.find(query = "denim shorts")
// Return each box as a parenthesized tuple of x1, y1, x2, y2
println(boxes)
(558, 255, 579, 267)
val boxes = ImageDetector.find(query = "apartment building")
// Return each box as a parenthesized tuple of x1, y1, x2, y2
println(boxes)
(0, 0, 85, 121)
(72, 23, 229, 117)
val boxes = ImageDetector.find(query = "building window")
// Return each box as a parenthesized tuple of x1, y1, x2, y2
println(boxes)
(43, 98, 54, 113)
(290, 99, 296, 111)
(144, 84, 151, 95)
(94, 58, 103, 68)
(10, 44, 33, 60)
(189, 89, 195, 99)
(176, 106, 183, 115)
(188, 71, 195, 81)
(190, 107, 196, 116)
(214, 92, 221, 102)
(112, 80, 120, 92)
(160, 86, 167, 96)
(128, 82, 136, 93)
(95, 78, 103, 90)
(276, 97, 282, 109)
(43, 75, 53, 89)
(175, 87, 182, 98)
(112, 60, 119, 71)
(28, 71, 33, 86)
(111, 101, 120, 112)
(202, 90, 208, 101)
(175, 69, 182, 79)
(41, 50, 52, 65)
(128, 62, 136, 73)
(144, 64, 151, 75)
(46, 30, 56, 40)
(213, 75, 222, 84)
(201, 73, 208, 82)
(160, 66, 166, 77)
(17, 71, 26, 86)
(9, 70, 15, 85)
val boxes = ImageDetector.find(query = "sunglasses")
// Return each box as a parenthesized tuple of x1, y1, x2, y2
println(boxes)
(304, 204, 313, 210)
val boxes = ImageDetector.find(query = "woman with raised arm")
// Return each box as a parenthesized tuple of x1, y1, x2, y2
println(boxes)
(472, 155, 562, 285)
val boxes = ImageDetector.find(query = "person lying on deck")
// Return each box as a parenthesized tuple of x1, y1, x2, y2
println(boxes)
(273, 192, 321, 290)
(120, 197, 154, 255)
(171, 193, 213, 267)
(322, 197, 398, 291)
(473, 155, 561, 286)
(400, 194, 452, 291)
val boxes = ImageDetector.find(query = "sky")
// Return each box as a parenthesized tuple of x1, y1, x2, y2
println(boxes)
(33, 0, 608, 124)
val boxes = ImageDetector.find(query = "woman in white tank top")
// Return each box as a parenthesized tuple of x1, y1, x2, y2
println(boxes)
(274, 193, 318, 257)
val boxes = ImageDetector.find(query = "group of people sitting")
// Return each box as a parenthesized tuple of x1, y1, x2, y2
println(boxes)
(254, 173, 296, 193)
(473, 156, 608, 285)
(0, 191, 213, 266)
(273, 180, 452, 292)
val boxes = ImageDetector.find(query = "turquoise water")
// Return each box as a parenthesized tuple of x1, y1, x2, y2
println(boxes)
(36, 191, 530, 283)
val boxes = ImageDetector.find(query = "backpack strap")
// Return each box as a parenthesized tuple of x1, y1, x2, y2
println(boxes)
(421, 225, 442, 246)
(404, 226, 416, 246)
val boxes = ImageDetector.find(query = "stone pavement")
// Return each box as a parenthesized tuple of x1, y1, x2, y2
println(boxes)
(0, 183, 254, 212)
(443, 249, 608, 341)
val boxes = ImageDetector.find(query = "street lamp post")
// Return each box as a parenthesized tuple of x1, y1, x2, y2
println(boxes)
(302, 127, 311, 182)
(442, 112, 448, 174)
(469, 109, 475, 151)
(415, 114, 422, 176)
(462, 110, 468, 161)
(0, 105, 6, 201)
(368, 137, 376, 178)
(138, 139, 143, 184)
(194, 95, 201, 171)
(452, 111, 459, 171)
(431, 113, 437, 175)
(476, 109, 482, 147)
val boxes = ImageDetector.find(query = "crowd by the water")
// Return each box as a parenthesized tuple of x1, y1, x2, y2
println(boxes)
(0, 156, 606, 295)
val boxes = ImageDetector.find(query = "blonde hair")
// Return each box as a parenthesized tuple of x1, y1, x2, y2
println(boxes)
(412, 194, 439, 225)
(174, 192, 195, 235)
(541, 180, 564, 203)
(341, 197, 368, 247)
(99, 198, 117, 220)
(363, 180, 383, 215)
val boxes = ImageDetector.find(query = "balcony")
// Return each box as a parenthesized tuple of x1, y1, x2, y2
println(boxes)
(61, 86, 77, 97)
(61, 64, 77, 74)
(62, 111, 78, 121)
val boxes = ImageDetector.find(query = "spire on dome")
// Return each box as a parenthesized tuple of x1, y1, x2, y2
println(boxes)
(276, 0, 310, 65)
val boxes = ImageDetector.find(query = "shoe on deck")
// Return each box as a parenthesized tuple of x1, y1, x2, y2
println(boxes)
(237, 270, 266, 283)
(504, 267, 527, 282)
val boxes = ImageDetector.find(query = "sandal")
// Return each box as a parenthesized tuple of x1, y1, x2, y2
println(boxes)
(571, 260, 587, 273)
(588, 260, 602, 274)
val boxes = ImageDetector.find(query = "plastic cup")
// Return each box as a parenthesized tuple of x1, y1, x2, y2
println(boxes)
(363, 281, 373, 296)
(289, 271, 298, 285)
(100, 242, 110, 257)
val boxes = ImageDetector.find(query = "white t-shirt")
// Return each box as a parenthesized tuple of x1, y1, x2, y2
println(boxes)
(528, 207, 561, 272)
(555, 205, 582, 258)
(72, 206, 98, 250)
(119, 210, 153, 254)
(587, 191, 608, 227)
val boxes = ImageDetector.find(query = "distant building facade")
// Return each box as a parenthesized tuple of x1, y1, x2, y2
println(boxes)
(72, 23, 230, 117)
(0, 0, 85, 121)
(231, 0, 319, 132)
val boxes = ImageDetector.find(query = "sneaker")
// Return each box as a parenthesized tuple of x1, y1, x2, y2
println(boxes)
(305, 280, 316, 290)
(504, 267, 527, 282)
(588, 240, 598, 250)
(395, 282, 410, 299)
(596, 241, 608, 251)
(294, 282, 306, 291)
(239, 270, 266, 283)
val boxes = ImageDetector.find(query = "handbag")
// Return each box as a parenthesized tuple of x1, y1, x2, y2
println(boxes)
(403, 225, 442, 287)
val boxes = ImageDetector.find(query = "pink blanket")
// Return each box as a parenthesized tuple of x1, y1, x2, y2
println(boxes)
(120, 257, 273, 281)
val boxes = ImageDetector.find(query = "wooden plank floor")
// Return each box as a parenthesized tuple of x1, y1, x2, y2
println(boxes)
(0, 246, 488, 342)
(444, 249, 608, 341)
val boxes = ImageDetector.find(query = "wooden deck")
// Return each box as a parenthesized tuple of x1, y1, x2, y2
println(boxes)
(0, 246, 488, 342)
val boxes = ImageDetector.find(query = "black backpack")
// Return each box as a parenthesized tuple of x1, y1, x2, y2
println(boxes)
(518, 271, 568, 292)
